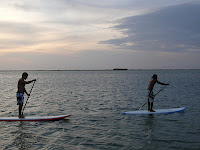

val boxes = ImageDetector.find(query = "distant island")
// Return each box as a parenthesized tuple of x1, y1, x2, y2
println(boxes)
(113, 68, 128, 70)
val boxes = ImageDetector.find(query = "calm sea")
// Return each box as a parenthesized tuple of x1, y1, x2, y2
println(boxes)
(0, 70, 199, 150)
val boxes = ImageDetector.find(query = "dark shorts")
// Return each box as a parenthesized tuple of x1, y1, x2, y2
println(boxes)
(16, 93, 24, 106)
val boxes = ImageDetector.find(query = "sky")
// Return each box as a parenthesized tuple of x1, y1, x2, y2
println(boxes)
(0, 0, 200, 70)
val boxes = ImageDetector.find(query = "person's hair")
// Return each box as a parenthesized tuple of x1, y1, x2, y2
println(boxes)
(22, 72, 28, 78)
(152, 74, 157, 79)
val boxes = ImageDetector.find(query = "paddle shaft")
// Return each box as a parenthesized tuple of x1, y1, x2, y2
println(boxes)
(154, 85, 168, 97)
(22, 81, 36, 115)
(139, 85, 168, 110)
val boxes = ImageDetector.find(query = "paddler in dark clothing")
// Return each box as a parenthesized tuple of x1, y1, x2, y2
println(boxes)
(147, 74, 169, 112)
(17, 72, 36, 118)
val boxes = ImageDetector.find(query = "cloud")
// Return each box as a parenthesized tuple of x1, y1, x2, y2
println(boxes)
(1, 0, 199, 70)
(0, 21, 57, 50)
(11, 0, 189, 25)
(100, 2, 200, 53)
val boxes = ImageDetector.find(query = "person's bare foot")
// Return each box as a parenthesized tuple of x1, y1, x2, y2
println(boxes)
(18, 115, 24, 118)
(150, 110, 156, 112)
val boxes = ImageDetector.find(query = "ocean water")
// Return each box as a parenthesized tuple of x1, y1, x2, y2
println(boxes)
(0, 70, 199, 150)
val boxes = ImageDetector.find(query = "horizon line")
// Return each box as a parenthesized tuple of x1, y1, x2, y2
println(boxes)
(0, 69, 199, 71)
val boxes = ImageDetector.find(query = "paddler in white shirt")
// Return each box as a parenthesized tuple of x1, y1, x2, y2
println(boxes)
(147, 74, 169, 112)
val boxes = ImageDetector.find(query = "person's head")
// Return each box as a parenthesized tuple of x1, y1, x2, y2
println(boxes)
(152, 74, 157, 79)
(22, 72, 28, 80)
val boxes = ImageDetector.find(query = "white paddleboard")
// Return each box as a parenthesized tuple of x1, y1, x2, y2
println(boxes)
(122, 107, 185, 115)
(0, 114, 71, 121)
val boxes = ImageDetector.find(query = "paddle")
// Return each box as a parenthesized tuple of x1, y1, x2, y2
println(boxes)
(22, 81, 36, 115)
(139, 85, 168, 110)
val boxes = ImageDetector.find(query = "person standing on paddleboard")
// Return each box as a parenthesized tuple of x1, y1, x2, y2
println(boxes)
(17, 72, 36, 118)
(147, 74, 169, 112)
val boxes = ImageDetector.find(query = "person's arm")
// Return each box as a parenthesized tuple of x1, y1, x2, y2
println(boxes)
(157, 80, 169, 85)
(24, 79, 36, 84)
(23, 79, 36, 96)
(24, 88, 30, 96)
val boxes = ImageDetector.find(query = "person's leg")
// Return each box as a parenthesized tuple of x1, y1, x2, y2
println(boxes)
(18, 102, 24, 118)
(18, 93, 24, 118)
(19, 105, 21, 116)
(150, 102, 155, 112)
(148, 98, 150, 111)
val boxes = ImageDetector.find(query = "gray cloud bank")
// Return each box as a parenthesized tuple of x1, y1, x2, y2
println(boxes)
(100, 2, 200, 53)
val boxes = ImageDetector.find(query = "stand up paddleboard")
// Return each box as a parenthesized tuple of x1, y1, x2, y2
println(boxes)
(121, 107, 185, 115)
(0, 114, 71, 121)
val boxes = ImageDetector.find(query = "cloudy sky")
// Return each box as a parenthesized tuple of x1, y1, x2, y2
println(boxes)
(0, 0, 199, 70)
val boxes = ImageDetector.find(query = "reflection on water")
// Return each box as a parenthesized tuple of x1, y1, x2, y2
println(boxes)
(145, 115, 154, 134)
(0, 70, 199, 149)
(14, 122, 36, 150)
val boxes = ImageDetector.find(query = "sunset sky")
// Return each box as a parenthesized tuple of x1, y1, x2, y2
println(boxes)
(0, 0, 199, 70)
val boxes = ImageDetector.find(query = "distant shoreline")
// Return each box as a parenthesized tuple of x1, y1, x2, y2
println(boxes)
(0, 69, 199, 71)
